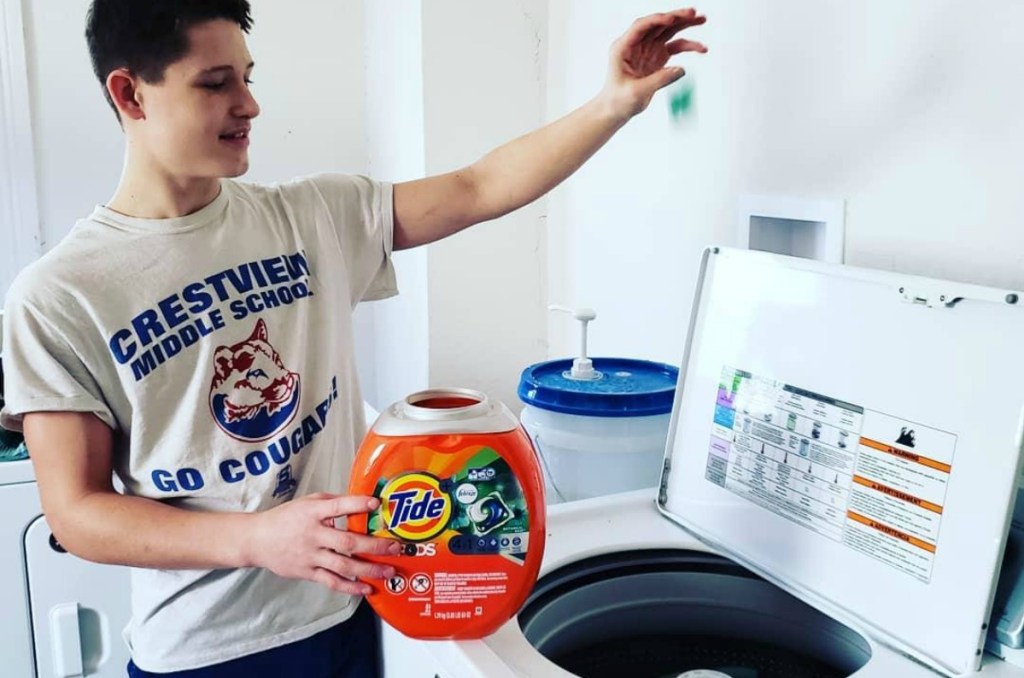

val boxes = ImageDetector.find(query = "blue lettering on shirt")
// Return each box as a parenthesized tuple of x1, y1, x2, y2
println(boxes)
(151, 377, 340, 496)
(107, 251, 314, 382)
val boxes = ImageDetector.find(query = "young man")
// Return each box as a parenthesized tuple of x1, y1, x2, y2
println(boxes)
(0, 1, 706, 675)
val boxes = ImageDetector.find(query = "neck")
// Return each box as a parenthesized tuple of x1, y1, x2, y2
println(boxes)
(106, 145, 222, 219)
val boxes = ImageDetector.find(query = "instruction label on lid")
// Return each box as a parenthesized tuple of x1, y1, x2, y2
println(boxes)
(706, 366, 957, 583)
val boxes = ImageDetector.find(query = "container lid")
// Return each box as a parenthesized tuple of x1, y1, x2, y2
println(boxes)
(659, 247, 1024, 677)
(372, 388, 519, 436)
(518, 357, 679, 417)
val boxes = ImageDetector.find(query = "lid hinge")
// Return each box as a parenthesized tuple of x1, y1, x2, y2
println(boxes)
(658, 458, 671, 506)
(897, 283, 1023, 309)
(899, 285, 963, 309)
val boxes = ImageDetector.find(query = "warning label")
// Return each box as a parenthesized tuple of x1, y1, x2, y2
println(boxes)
(707, 367, 956, 583)
(847, 411, 955, 581)
(434, 571, 509, 606)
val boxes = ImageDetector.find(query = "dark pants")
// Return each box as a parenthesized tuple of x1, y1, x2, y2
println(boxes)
(127, 601, 381, 677)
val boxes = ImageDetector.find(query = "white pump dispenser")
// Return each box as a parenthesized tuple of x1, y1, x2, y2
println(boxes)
(549, 305, 601, 381)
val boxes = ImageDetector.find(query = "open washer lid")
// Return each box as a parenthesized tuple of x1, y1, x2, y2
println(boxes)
(659, 247, 1024, 677)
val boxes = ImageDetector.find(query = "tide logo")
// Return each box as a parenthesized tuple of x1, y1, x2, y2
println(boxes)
(380, 473, 452, 542)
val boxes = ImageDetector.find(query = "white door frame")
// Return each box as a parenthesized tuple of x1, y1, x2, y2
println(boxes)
(0, 0, 41, 302)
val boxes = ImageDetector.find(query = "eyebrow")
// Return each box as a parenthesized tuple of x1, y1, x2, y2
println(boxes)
(198, 62, 255, 76)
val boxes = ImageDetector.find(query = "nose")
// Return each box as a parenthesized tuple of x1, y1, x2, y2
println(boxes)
(234, 83, 260, 120)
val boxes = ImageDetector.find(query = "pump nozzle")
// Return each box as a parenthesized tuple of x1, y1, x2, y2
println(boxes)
(549, 305, 600, 381)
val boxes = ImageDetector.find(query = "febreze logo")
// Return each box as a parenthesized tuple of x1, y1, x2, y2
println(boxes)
(380, 472, 452, 542)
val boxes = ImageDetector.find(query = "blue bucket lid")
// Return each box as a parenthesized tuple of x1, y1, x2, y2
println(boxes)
(517, 357, 679, 417)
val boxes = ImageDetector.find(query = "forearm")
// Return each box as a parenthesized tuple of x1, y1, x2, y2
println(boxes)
(470, 95, 628, 222)
(50, 490, 255, 570)
(393, 95, 629, 250)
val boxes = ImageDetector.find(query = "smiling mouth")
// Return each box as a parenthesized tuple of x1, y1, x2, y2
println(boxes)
(219, 130, 250, 143)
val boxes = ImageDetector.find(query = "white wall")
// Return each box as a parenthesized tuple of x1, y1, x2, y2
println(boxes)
(357, 0, 554, 413)
(20, 0, 117, 253)
(244, 2, 368, 182)
(21, 0, 368, 253)
(546, 0, 1024, 368)
(357, 0, 430, 411)
(422, 0, 549, 410)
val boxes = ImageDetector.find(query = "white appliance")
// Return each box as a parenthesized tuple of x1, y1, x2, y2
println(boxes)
(0, 459, 132, 677)
(381, 247, 1024, 677)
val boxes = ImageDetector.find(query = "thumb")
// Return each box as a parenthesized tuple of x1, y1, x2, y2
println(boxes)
(643, 66, 686, 93)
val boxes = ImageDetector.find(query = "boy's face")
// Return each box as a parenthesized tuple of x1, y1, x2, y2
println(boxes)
(132, 19, 260, 180)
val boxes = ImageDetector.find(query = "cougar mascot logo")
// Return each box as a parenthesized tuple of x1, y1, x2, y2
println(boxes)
(209, 319, 300, 442)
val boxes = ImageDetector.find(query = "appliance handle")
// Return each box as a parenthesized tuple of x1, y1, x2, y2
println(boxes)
(49, 602, 84, 677)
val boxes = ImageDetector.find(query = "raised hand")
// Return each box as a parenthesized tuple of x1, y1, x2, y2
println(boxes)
(601, 8, 708, 120)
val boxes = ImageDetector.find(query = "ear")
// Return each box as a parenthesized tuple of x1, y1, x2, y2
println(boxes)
(106, 68, 145, 121)
(213, 346, 234, 378)
(250, 318, 269, 343)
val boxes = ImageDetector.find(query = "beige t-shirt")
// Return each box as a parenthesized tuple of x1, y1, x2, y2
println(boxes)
(0, 174, 397, 672)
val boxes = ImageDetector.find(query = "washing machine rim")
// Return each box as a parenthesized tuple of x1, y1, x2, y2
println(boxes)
(518, 547, 873, 677)
(425, 491, 929, 678)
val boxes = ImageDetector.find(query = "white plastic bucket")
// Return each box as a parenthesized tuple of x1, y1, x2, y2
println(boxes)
(518, 356, 679, 504)
(520, 404, 672, 503)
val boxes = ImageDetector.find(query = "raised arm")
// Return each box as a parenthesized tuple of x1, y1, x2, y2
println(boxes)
(392, 7, 707, 250)
(25, 411, 398, 594)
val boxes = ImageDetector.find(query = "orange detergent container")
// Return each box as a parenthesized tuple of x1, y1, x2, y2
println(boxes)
(348, 388, 547, 639)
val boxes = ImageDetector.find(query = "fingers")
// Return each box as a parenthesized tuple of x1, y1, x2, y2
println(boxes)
(311, 567, 373, 596)
(664, 8, 706, 28)
(652, 10, 704, 43)
(317, 494, 380, 520)
(647, 66, 687, 92)
(315, 549, 395, 581)
(666, 38, 708, 56)
(623, 8, 706, 50)
(622, 13, 677, 51)
(653, 14, 707, 48)
(322, 527, 402, 557)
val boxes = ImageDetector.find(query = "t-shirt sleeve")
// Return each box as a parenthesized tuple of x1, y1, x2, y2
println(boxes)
(305, 173, 399, 306)
(0, 284, 115, 433)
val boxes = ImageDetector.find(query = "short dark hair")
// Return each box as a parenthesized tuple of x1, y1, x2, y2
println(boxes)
(86, 0, 253, 117)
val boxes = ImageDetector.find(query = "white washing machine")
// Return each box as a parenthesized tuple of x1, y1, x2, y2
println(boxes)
(382, 248, 1024, 677)
(0, 459, 132, 677)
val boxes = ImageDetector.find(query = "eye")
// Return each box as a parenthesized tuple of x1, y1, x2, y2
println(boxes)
(201, 82, 226, 90)
(244, 78, 255, 85)
(233, 351, 254, 371)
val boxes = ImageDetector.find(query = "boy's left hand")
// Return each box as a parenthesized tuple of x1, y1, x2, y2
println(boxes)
(600, 8, 708, 121)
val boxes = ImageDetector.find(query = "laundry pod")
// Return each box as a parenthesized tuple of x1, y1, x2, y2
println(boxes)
(348, 388, 546, 639)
